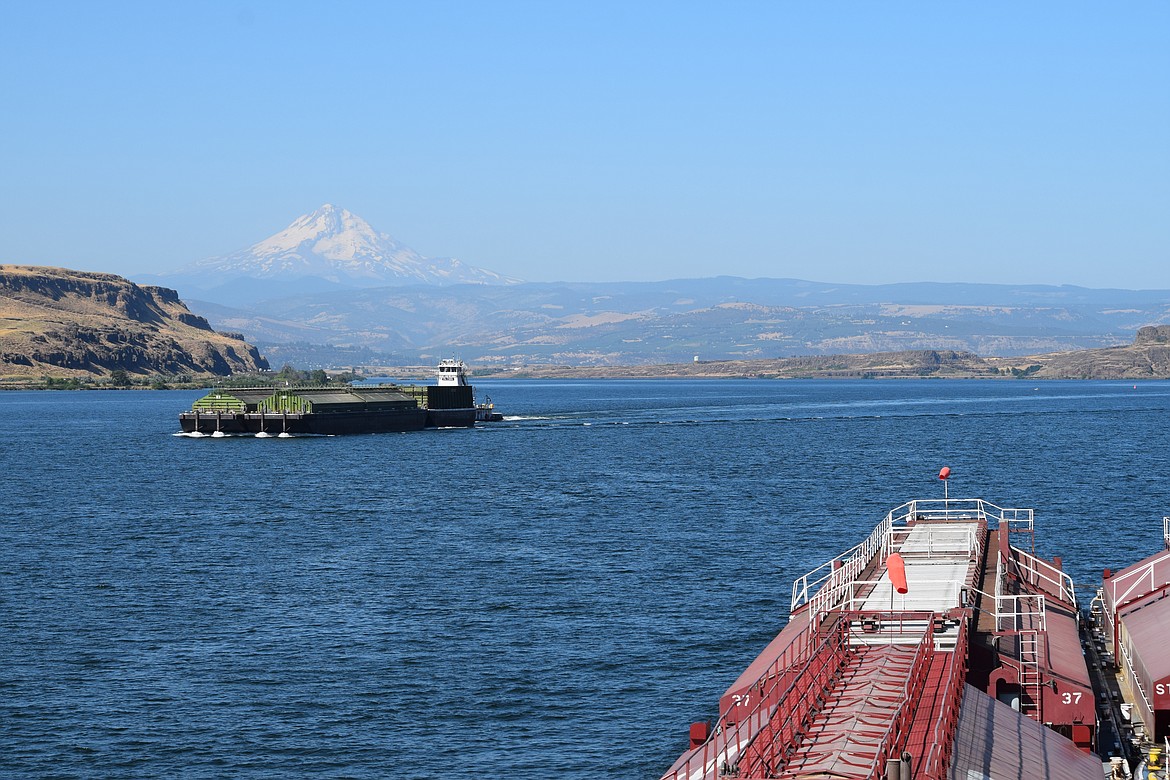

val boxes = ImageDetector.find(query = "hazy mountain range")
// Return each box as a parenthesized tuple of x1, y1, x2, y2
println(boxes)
(134, 205, 1170, 367)
(8, 264, 1170, 382)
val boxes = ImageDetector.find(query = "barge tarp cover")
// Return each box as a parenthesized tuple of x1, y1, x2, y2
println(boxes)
(948, 683, 1104, 780)
(1117, 599, 1170, 707)
(1104, 548, 1170, 712)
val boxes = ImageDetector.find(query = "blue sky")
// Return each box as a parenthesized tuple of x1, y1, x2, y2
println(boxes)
(1, 1, 1167, 287)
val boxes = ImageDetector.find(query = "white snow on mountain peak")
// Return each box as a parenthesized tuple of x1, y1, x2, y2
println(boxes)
(181, 204, 519, 287)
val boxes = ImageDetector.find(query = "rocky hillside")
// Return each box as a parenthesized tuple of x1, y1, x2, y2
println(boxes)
(985, 325, 1170, 379)
(0, 265, 269, 378)
(466, 329, 1170, 380)
(468, 349, 999, 379)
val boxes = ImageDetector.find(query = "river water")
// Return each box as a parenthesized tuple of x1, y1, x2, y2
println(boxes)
(2, 379, 1169, 778)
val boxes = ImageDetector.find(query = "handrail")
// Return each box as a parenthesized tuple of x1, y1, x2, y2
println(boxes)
(969, 579, 1047, 635)
(994, 554, 1048, 631)
(995, 593, 1047, 633)
(792, 517, 891, 613)
(735, 620, 852, 777)
(660, 620, 850, 780)
(885, 524, 981, 561)
(1164, 516, 1170, 550)
(791, 498, 1031, 615)
(1108, 548, 1170, 612)
(1115, 637, 1155, 720)
(887, 498, 1032, 531)
(994, 554, 1005, 599)
(833, 578, 966, 617)
(998, 556, 1038, 628)
(921, 615, 970, 779)
(740, 611, 938, 780)
(1009, 545, 1077, 607)
(666, 612, 947, 780)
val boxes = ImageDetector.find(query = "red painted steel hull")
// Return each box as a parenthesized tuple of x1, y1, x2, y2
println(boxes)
(659, 498, 1107, 780)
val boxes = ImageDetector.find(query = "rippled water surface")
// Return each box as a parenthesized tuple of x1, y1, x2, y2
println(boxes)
(3, 380, 1170, 778)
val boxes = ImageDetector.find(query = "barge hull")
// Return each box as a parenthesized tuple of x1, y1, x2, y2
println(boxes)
(426, 408, 477, 428)
(179, 409, 433, 435)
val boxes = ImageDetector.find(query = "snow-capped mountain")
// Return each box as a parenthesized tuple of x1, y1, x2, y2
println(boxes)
(176, 204, 518, 289)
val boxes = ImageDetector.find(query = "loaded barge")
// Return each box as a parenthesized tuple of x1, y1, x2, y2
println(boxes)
(179, 359, 492, 436)
(661, 483, 1170, 779)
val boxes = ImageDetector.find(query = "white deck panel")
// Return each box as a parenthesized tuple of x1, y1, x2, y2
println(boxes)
(865, 523, 978, 610)
(861, 561, 971, 612)
(852, 523, 982, 650)
(896, 521, 980, 557)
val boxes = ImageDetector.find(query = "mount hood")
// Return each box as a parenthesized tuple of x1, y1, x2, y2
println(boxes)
(167, 204, 518, 296)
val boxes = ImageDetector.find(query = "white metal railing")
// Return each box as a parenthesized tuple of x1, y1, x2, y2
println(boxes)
(1010, 545, 1077, 607)
(1108, 548, 1170, 611)
(1116, 636, 1155, 720)
(994, 552, 1006, 599)
(995, 593, 1047, 633)
(886, 524, 981, 561)
(834, 578, 966, 617)
(999, 510, 1035, 536)
(993, 557, 1048, 632)
(791, 515, 892, 613)
(884, 498, 1033, 532)
(968, 583, 1047, 634)
(790, 498, 1033, 630)
(1164, 516, 1169, 549)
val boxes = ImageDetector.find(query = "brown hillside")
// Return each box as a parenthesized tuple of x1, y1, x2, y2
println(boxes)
(467, 332, 1170, 380)
(469, 350, 1000, 379)
(0, 265, 269, 378)
(984, 326, 1170, 379)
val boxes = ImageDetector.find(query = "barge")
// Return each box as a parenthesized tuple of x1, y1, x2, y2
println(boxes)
(1096, 516, 1170, 754)
(179, 359, 488, 436)
(660, 482, 1170, 779)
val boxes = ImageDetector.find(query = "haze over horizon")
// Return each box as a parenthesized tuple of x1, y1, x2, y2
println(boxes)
(1, 2, 1167, 290)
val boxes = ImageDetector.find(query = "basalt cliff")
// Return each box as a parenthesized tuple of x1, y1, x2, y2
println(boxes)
(0, 265, 269, 378)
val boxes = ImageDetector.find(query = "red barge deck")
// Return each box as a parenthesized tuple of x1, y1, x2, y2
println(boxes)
(660, 497, 1116, 780)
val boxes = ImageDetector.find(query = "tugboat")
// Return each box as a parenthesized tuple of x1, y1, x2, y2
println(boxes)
(437, 358, 504, 422)
(476, 396, 504, 422)
(659, 469, 1120, 780)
